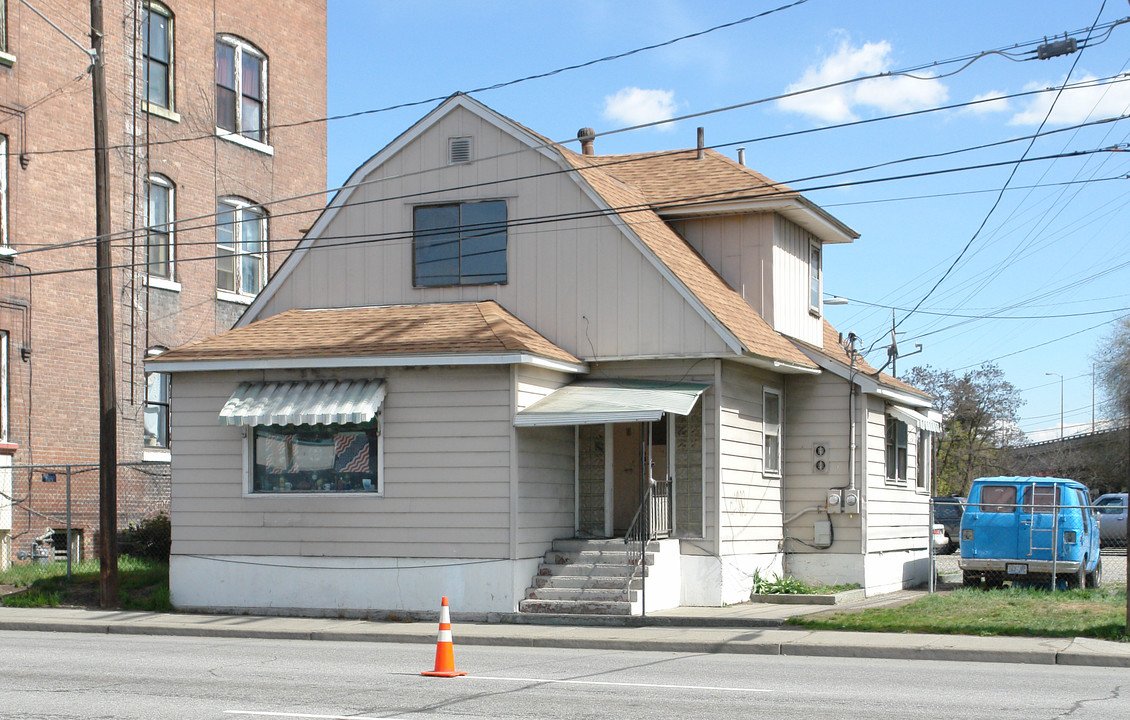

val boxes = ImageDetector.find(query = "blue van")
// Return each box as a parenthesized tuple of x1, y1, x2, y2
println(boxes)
(959, 477, 1102, 589)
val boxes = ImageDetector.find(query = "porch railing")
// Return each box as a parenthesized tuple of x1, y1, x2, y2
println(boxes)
(624, 477, 671, 616)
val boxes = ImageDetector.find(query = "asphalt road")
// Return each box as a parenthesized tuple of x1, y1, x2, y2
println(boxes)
(2, 631, 1126, 719)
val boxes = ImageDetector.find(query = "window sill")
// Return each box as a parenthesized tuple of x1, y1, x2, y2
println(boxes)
(143, 102, 181, 123)
(143, 448, 171, 463)
(245, 490, 385, 499)
(0, 51, 15, 68)
(216, 289, 256, 305)
(145, 275, 181, 293)
(215, 127, 274, 156)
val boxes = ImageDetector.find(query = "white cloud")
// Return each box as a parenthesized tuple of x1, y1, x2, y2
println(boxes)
(1009, 74, 1130, 126)
(778, 37, 948, 123)
(965, 91, 1011, 115)
(603, 87, 677, 128)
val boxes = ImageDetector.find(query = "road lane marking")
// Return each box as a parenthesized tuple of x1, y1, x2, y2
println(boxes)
(226, 713, 383, 720)
(464, 675, 771, 693)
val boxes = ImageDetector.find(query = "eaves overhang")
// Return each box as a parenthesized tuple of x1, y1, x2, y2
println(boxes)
(147, 352, 588, 375)
(796, 345, 932, 408)
(653, 196, 858, 245)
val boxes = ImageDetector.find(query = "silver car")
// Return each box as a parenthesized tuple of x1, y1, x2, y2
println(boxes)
(1094, 493, 1127, 547)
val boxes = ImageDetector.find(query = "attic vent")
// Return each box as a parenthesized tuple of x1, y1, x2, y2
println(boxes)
(449, 136, 472, 164)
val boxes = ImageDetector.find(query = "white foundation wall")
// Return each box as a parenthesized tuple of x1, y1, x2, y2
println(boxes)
(863, 549, 931, 595)
(786, 549, 930, 594)
(0, 456, 10, 570)
(171, 555, 539, 615)
(680, 550, 783, 606)
(640, 539, 681, 613)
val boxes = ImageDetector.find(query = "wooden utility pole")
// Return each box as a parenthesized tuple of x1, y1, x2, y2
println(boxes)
(90, 0, 118, 608)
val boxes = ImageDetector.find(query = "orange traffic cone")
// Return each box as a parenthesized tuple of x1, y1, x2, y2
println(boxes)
(421, 596, 467, 677)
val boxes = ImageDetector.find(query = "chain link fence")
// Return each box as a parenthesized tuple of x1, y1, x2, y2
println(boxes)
(930, 492, 1127, 591)
(1, 463, 171, 579)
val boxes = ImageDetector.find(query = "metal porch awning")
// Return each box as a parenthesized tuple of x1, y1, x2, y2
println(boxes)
(887, 404, 942, 433)
(219, 379, 386, 427)
(514, 379, 710, 427)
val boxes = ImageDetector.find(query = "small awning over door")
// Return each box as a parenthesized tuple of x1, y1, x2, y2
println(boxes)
(219, 379, 386, 426)
(887, 404, 942, 433)
(514, 379, 710, 427)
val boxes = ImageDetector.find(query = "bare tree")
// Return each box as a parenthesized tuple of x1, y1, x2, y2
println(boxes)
(904, 363, 1024, 496)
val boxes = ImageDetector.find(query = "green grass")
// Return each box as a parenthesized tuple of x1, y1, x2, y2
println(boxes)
(790, 586, 1129, 641)
(0, 556, 171, 611)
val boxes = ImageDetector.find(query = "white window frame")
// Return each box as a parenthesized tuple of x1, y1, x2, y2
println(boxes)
(0, 331, 8, 443)
(763, 387, 783, 477)
(145, 174, 175, 282)
(215, 34, 269, 150)
(916, 430, 930, 493)
(242, 412, 385, 498)
(886, 416, 909, 485)
(0, 135, 7, 247)
(142, 2, 174, 113)
(809, 241, 822, 316)
(144, 370, 170, 450)
(216, 197, 267, 297)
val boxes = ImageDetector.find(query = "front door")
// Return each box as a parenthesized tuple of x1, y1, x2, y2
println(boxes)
(612, 423, 646, 535)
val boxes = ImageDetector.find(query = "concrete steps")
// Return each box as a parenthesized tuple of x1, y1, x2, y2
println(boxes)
(520, 539, 649, 616)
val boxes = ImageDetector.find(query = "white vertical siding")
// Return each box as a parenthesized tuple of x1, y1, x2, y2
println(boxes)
(717, 361, 785, 557)
(670, 214, 774, 321)
(782, 372, 862, 549)
(863, 396, 930, 552)
(259, 105, 731, 360)
(170, 366, 514, 559)
(772, 216, 823, 346)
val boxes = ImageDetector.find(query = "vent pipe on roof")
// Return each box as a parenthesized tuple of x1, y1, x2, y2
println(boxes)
(737, 147, 746, 166)
(696, 127, 705, 160)
(578, 127, 596, 155)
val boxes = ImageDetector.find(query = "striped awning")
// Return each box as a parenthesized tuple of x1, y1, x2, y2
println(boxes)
(514, 380, 709, 427)
(219, 379, 386, 427)
(887, 404, 942, 433)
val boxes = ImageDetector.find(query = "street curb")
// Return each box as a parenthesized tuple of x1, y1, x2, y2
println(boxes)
(3, 617, 1128, 667)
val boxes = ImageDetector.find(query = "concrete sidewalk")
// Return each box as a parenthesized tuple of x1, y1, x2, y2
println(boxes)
(2, 603, 1128, 668)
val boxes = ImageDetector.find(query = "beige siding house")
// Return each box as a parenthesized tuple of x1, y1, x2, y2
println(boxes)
(151, 95, 939, 616)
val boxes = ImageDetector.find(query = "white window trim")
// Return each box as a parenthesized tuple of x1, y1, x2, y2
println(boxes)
(0, 135, 7, 247)
(809, 240, 822, 317)
(216, 196, 267, 297)
(916, 430, 931, 494)
(1, 332, 8, 443)
(762, 387, 783, 477)
(146, 173, 175, 282)
(143, 448, 171, 463)
(143, 2, 175, 113)
(145, 275, 181, 293)
(215, 34, 269, 149)
(0, 51, 15, 68)
(241, 412, 385, 498)
(885, 416, 909, 486)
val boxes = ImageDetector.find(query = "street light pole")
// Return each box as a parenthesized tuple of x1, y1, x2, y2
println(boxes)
(1046, 372, 1064, 439)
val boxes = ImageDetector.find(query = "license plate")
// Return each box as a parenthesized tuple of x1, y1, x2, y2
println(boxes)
(1006, 563, 1027, 575)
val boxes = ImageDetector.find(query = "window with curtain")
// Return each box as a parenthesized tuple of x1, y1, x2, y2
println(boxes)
(216, 198, 266, 295)
(143, 3, 174, 110)
(215, 36, 266, 143)
(146, 175, 174, 279)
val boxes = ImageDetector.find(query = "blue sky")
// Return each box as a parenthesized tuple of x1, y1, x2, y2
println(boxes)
(326, 1, 1130, 439)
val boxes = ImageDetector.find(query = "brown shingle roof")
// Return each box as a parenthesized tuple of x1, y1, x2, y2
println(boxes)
(592, 148, 798, 208)
(559, 148, 816, 369)
(152, 301, 581, 366)
(803, 319, 930, 398)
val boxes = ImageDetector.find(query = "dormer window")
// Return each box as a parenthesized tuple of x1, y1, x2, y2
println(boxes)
(414, 200, 507, 287)
(809, 242, 821, 316)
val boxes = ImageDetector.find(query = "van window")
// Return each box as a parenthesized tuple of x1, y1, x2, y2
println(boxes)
(979, 485, 1016, 513)
(1021, 485, 1058, 514)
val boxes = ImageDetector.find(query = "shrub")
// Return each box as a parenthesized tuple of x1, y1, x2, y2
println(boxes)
(119, 513, 171, 561)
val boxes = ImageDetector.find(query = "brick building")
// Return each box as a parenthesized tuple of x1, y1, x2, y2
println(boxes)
(0, 0, 327, 566)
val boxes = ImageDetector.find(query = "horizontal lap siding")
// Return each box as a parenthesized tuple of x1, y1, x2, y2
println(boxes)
(719, 362, 782, 556)
(784, 372, 861, 548)
(516, 427, 575, 556)
(170, 367, 513, 559)
(259, 105, 731, 360)
(863, 397, 929, 552)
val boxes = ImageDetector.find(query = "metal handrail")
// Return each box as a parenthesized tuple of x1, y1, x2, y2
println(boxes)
(623, 480, 654, 615)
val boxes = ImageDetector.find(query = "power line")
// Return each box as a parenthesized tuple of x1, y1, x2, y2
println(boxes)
(880, 1, 1115, 345)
